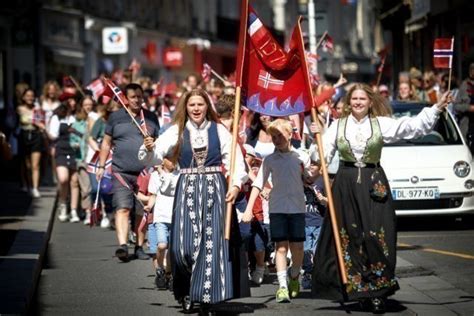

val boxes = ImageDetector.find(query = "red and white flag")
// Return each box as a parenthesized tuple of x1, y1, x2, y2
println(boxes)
(306, 52, 321, 87)
(87, 150, 113, 174)
(32, 103, 46, 125)
(128, 58, 141, 74)
(202, 63, 212, 83)
(321, 34, 334, 53)
(102, 78, 129, 107)
(86, 78, 106, 101)
(160, 104, 172, 125)
(433, 37, 454, 69)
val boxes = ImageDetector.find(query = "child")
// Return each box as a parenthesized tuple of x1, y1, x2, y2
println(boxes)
(301, 160, 327, 290)
(242, 119, 314, 303)
(144, 157, 179, 290)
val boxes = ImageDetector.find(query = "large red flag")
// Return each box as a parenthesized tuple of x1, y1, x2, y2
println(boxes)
(433, 38, 454, 69)
(236, 2, 314, 116)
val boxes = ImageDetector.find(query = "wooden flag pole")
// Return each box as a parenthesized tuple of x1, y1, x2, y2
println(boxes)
(69, 75, 86, 98)
(375, 67, 384, 88)
(210, 69, 228, 86)
(224, 86, 242, 240)
(310, 108, 348, 285)
(315, 30, 328, 51)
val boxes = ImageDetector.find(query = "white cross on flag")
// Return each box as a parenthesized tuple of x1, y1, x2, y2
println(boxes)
(433, 38, 454, 69)
(257, 70, 284, 91)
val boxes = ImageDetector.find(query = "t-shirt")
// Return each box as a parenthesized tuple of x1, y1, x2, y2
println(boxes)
(304, 178, 325, 227)
(105, 108, 159, 175)
(148, 169, 179, 224)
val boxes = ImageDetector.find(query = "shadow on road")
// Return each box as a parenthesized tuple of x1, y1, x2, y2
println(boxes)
(397, 215, 474, 232)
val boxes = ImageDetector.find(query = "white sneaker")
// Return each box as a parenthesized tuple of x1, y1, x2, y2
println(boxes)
(57, 204, 68, 222)
(251, 267, 265, 284)
(83, 211, 91, 225)
(31, 188, 41, 198)
(69, 209, 80, 223)
(100, 216, 110, 228)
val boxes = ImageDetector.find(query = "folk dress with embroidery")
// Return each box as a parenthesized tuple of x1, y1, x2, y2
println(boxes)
(139, 119, 246, 304)
(311, 106, 442, 301)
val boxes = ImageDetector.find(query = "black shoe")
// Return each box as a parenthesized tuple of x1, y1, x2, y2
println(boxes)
(181, 295, 193, 313)
(165, 272, 173, 291)
(115, 244, 129, 262)
(370, 298, 386, 314)
(155, 268, 167, 289)
(134, 247, 150, 260)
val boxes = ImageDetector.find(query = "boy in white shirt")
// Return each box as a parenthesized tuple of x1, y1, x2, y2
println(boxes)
(242, 119, 314, 303)
(144, 158, 179, 290)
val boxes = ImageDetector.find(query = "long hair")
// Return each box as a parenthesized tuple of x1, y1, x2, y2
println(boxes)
(170, 88, 219, 163)
(342, 83, 392, 118)
(41, 80, 60, 101)
(76, 95, 95, 121)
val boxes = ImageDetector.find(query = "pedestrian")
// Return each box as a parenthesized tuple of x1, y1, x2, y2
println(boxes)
(17, 88, 46, 197)
(301, 160, 326, 290)
(242, 118, 314, 303)
(309, 83, 452, 313)
(144, 158, 178, 290)
(96, 83, 159, 262)
(139, 88, 247, 311)
(48, 91, 80, 221)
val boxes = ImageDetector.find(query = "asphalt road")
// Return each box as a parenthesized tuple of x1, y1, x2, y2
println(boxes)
(397, 216, 474, 296)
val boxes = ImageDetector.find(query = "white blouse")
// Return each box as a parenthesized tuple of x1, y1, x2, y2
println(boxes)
(138, 119, 248, 189)
(313, 106, 442, 163)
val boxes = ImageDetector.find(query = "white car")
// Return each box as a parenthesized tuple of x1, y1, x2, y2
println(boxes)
(381, 102, 474, 216)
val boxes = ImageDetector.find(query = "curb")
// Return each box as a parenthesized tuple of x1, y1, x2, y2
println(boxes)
(0, 187, 56, 314)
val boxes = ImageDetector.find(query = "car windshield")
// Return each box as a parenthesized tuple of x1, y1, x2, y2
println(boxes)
(386, 102, 463, 146)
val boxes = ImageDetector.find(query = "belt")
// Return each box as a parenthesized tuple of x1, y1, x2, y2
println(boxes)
(340, 161, 380, 168)
(180, 166, 223, 175)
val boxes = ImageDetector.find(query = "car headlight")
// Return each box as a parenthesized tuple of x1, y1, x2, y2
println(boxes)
(453, 161, 471, 178)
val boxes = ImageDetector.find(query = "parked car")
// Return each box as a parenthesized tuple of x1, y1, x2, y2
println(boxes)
(381, 101, 474, 216)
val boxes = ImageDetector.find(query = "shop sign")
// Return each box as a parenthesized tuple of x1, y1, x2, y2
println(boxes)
(163, 47, 183, 67)
(102, 27, 128, 54)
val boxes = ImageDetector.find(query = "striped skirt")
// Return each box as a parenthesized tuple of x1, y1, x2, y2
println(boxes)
(170, 172, 233, 304)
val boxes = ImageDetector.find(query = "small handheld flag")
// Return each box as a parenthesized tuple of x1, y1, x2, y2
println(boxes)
(433, 38, 454, 69)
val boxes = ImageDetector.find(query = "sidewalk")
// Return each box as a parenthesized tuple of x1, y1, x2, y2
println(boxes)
(0, 183, 56, 315)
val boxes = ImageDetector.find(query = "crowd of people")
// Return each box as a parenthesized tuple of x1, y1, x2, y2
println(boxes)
(0, 61, 470, 314)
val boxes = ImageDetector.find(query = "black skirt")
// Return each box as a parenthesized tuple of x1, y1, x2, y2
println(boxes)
(312, 164, 399, 302)
(19, 129, 45, 155)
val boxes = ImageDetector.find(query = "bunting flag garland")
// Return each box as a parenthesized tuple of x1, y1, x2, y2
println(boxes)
(433, 37, 454, 69)
(236, 4, 315, 116)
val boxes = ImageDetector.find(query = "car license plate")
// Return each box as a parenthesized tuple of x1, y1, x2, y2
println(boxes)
(391, 187, 440, 200)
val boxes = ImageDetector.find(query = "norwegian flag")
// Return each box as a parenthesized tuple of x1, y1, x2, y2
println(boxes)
(202, 63, 212, 83)
(433, 37, 454, 69)
(87, 150, 113, 174)
(139, 109, 148, 135)
(102, 78, 129, 106)
(128, 58, 141, 74)
(160, 104, 172, 125)
(321, 34, 334, 53)
(257, 70, 284, 91)
(86, 78, 106, 101)
(306, 52, 321, 87)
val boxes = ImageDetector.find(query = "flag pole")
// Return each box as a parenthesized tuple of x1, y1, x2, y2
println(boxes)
(210, 69, 228, 85)
(103, 78, 148, 137)
(300, 17, 348, 285)
(69, 75, 86, 98)
(224, 86, 242, 240)
(447, 36, 454, 92)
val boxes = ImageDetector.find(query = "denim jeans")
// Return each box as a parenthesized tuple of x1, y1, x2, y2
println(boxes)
(302, 225, 321, 274)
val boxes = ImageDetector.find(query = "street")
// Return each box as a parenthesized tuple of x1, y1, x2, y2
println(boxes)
(32, 214, 474, 315)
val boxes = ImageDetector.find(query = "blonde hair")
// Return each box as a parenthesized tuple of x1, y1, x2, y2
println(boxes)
(41, 80, 61, 101)
(267, 118, 293, 137)
(342, 83, 392, 118)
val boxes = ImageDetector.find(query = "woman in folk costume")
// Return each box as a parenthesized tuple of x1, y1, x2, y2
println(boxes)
(139, 88, 247, 311)
(310, 83, 451, 313)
